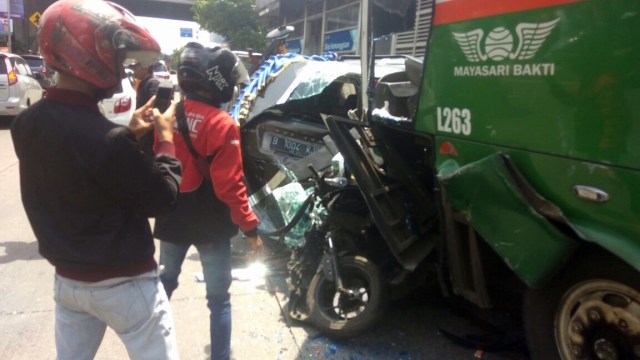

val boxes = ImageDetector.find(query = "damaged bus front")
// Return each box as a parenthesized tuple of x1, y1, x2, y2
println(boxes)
(393, 0, 640, 358)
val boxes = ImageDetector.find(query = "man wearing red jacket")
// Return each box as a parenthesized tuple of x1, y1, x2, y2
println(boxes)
(153, 42, 262, 360)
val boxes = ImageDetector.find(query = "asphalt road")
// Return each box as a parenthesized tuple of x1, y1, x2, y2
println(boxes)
(0, 117, 529, 360)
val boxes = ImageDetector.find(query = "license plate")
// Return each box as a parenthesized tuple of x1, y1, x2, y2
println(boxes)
(270, 135, 320, 158)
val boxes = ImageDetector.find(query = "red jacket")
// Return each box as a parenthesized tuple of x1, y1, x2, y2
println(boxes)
(155, 98, 258, 242)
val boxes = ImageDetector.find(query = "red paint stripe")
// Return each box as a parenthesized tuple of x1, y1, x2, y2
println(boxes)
(434, 0, 583, 25)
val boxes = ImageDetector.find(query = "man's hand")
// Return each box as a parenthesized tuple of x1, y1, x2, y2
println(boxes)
(128, 96, 155, 139)
(128, 96, 176, 142)
(245, 235, 264, 263)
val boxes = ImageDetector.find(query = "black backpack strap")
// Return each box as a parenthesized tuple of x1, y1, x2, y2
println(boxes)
(175, 101, 212, 181)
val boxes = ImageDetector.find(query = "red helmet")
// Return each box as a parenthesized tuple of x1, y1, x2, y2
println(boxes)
(38, 0, 161, 89)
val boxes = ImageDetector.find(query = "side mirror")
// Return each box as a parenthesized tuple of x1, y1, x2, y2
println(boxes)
(266, 25, 294, 40)
(249, 25, 296, 75)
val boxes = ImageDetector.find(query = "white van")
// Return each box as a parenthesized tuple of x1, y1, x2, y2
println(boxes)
(0, 53, 43, 116)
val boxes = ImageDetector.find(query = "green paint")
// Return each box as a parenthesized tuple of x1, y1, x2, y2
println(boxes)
(418, 1, 640, 168)
(415, 0, 640, 283)
(438, 153, 578, 288)
(436, 139, 640, 279)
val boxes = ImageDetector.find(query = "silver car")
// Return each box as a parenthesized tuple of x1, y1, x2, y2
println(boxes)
(0, 53, 43, 116)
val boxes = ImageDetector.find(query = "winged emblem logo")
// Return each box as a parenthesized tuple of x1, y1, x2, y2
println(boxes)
(452, 18, 560, 62)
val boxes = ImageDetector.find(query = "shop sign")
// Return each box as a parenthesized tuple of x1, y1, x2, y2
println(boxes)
(0, 0, 24, 19)
(324, 29, 356, 52)
(180, 28, 193, 38)
(0, 18, 11, 34)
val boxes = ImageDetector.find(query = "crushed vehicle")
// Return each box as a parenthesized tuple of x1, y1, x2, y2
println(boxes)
(232, 0, 640, 358)
(231, 53, 404, 338)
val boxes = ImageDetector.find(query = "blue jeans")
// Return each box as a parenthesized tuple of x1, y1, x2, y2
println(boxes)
(159, 239, 232, 360)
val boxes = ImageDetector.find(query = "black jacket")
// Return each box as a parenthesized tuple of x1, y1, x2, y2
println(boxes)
(11, 89, 182, 281)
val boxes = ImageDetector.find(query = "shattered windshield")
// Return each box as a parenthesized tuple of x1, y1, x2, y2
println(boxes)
(286, 62, 361, 101)
(231, 55, 361, 124)
(252, 180, 317, 248)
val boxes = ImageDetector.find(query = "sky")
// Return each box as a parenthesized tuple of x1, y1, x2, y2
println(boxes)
(138, 17, 224, 55)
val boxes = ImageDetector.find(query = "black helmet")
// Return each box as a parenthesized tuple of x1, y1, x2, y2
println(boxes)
(178, 42, 248, 103)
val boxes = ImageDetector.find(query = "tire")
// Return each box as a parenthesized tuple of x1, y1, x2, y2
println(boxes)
(524, 249, 640, 360)
(306, 255, 387, 339)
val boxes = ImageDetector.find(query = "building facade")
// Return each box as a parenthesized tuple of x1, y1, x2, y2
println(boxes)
(256, 0, 432, 57)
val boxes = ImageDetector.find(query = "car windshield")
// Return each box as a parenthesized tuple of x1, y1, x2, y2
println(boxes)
(339, 56, 412, 79)
(231, 56, 361, 124)
(25, 58, 43, 68)
(153, 63, 168, 72)
(287, 61, 360, 101)
(231, 54, 414, 125)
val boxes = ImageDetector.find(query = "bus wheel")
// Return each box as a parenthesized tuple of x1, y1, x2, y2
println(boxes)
(524, 250, 640, 360)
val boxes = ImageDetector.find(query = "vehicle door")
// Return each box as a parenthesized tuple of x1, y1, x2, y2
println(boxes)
(14, 57, 42, 104)
(0, 55, 14, 101)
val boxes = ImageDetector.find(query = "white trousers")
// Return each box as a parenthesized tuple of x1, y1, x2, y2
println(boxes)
(54, 271, 179, 360)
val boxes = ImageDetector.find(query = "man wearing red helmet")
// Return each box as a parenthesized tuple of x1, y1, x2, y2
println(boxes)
(10, 1, 182, 359)
(153, 42, 261, 360)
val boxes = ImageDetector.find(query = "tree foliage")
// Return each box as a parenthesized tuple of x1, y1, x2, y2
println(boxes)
(193, 0, 267, 51)
(170, 46, 185, 70)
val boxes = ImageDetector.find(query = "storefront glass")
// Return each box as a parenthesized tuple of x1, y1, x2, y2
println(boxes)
(304, 16, 323, 55)
(325, 3, 359, 32)
(326, 0, 356, 11)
